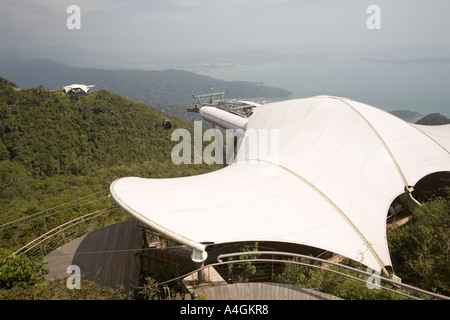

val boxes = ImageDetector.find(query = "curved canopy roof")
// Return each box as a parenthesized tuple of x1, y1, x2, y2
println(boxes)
(63, 84, 94, 94)
(110, 96, 450, 273)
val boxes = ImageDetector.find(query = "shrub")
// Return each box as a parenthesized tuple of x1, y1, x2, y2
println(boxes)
(388, 188, 449, 296)
(0, 250, 48, 289)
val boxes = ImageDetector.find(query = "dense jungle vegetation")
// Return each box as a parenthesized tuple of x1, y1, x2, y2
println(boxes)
(0, 76, 219, 253)
(0, 77, 448, 300)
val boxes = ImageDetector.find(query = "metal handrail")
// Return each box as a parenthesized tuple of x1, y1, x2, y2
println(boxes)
(146, 251, 449, 300)
(12, 206, 119, 257)
(217, 251, 450, 300)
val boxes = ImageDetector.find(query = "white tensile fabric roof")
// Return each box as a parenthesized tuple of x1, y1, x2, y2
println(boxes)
(110, 96, 450, 273)
(63, 84, 93, 94)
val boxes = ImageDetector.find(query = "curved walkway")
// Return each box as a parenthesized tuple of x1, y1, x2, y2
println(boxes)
(192, 282, 342, 300)
(182, 265, 341, 300)
(44, 220, 143, 291)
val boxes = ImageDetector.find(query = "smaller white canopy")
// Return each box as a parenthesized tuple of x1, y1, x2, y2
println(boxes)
(63, 84, 94, 94)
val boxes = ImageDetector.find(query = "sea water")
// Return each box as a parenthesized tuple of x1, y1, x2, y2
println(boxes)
(200, 56, 450, 117)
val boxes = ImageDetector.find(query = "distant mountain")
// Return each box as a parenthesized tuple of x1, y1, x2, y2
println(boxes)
(0, 57, 292, 109)
(0, 44, 114, 68)
(389, 110, 424, 123)
(0, 44, 341, 69)
(389, 110, 450, 125)
(415, 113, 450, 125)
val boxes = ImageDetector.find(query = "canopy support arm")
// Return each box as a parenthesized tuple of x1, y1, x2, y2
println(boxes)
(399, 186, 422, 213)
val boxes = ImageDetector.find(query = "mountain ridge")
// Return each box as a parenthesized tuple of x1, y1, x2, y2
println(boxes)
(415, 113, 450, 125)
(0, 57, 292, 106)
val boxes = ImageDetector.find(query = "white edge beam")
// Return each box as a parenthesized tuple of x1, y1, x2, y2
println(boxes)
(199, 106, 248, 132)
(110, 179, 207, 260)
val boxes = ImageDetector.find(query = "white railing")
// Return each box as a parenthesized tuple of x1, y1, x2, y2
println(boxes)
(12, 206, 119, 257)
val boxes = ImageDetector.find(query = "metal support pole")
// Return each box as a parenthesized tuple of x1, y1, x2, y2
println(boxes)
(191, 248, 208, 283)
(197, 262, 206, 283)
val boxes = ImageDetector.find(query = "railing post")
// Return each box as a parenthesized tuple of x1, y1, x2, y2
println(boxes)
(271, 254, 274, 282)
(228, 256, 233, 283)
(191, 248, 208, 284)
(197, 262, 206, 283)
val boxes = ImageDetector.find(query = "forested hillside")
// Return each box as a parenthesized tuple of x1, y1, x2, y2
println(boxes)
(0, 77, 218, 253)
(0, 77, 448, 300)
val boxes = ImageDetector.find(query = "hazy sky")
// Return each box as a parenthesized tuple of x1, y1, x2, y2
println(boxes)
(1, 0, 449, 55)
(1, 0, 449, 115)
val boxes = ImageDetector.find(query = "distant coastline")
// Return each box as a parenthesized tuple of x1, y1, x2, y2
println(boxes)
(196, 58, 450, 118)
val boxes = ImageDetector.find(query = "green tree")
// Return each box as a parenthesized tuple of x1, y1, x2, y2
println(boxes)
(388, 188, 450, 296)
(0, 277, 132, 300)
(233, 242, 260, 283)
(0, 250, 48, 289)
(137, 277, 161, 300)
(273, 258, 313, 287)
(274, 258, 407, 300)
